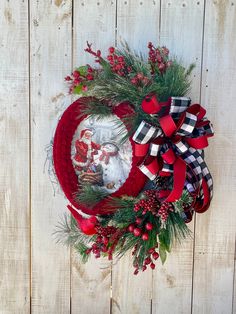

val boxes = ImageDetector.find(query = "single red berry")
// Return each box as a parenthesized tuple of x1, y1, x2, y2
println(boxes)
(133, 228, 142, 237)
(73, 78, 80, 85)
(131, 78, 138, 85)
(142, 233, 149, 241)
(73, 70, 80, 78)
(145, 222, 153, 231)
(115, 64, 122, 71)
(128, 224, 135, 232)
(86, 74, 94, 81)
(96, 235, 102, 243)
(148, 248, 155, 254)
(87, 66, 94, 73)
(117, 56, 124, 63)
(144, 257, 152, 265)
(152, 252, 159, 260)
(142, 265, 147, 271)
(96, 49, 101, 57)
(150, 263, 156, 270)
(136, 73, 144, 80)
(134, 268, 139, 275)
(136, 217, 142, 225)
(109, 47, 115, 54)
(102, 237, 109, 245)
(65, 75, 72, 81)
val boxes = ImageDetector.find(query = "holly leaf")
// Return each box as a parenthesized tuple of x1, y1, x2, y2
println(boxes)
(158, 229, 171, 252)
(159, 243, 167, 264)
(77, 65, 88, 76)
(73, 84, 83, 94)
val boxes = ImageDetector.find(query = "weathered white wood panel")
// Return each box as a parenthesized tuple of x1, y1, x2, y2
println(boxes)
(117, 0, 160, 51)
(152, 1, 205, 313)
(0, 1, 30, 313)
(112, 2, 160, 314)
(71, 1, 116, 313)
(192, 1, 236, 313)
(30, 1, 72, 313)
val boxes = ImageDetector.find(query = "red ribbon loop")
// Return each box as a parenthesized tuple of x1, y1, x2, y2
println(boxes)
(134, 143, 149, 157)
(141, 94, 161, 114)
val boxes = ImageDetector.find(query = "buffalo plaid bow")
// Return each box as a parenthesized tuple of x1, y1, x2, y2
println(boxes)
(133, 95, 214, 213)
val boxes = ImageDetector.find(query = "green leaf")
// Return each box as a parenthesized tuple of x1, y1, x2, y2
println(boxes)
(159, 243, 167, 264)
(77, 65, 88, 76)
(158, 229, 171, 252)
(73, 84, 83, 94)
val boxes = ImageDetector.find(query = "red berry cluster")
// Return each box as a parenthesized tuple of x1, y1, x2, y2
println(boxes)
(130, 72, 150, 86)
(133, 246, 159, 275)
(157, 202, 174, 223)
(84, 41, 102, 63)
(65, 67, 94, 93)
(86, 225, 117, 260)
(128, 217, 154, 241)
(134, 190, 161, 216)
(107, 47, 132, 76)
(148, 42, 172, 74)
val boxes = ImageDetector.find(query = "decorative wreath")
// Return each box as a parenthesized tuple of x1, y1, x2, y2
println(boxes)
(53, 42, 213, 274)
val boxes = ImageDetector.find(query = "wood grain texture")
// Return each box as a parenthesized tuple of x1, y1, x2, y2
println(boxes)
(117, 0, 160, 51)
(30, 1, 72, 313)
(152, 1, 205, 313)
(0, 1, 30, 313)
(71, 1, 116, 313)
(112, 2, 160, 314)
(192, 1, 236, 313)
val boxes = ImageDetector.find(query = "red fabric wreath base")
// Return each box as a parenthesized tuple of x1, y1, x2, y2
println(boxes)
(53, 97, 147, 215)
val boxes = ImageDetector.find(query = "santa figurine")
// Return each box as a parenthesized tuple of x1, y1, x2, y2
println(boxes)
(72, 128, 100, 172)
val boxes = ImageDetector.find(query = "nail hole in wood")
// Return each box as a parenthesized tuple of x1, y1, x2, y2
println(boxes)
(124, 1, 127, 4)
(182, 3, 186, 7)
(206, 85, 208, 87)
(197, 1, 200, 4)
(97, 2, 100, 5)
(231, 2, 234, 5)
(140, 1, 143, 4)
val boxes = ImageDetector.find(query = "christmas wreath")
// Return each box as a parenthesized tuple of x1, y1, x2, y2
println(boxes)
(53, 42, 213, 274)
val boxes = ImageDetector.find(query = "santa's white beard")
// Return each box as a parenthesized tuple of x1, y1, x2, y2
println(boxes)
(80, 137, 92, 146)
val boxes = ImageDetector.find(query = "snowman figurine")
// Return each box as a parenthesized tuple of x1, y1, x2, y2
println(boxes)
(95, 142, 127, 192)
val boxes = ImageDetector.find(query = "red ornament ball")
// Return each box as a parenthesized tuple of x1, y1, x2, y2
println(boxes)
(142, 233, 149, 241)
(136, 217, 142, 225)
(128, 224, 135, 232)
(133, 228, 142, 237)
(145, 222, 153, 231)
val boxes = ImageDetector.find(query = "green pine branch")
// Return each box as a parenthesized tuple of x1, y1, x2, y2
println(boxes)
(74, 184, 109, 208)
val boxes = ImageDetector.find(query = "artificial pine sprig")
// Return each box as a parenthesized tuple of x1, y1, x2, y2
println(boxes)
(74, 184, 109, 208)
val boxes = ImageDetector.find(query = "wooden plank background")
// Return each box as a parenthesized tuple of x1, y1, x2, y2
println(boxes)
(0, 0, 235, 313)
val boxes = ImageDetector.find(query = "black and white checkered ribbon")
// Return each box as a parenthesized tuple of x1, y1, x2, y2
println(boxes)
(133, 96, 214, 205)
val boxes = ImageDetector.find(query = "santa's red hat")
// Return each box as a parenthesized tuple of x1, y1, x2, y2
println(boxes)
(80, 128, 93, 138)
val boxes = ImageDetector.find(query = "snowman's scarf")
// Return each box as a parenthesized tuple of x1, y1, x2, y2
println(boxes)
(99, 150, 118, 164)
